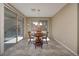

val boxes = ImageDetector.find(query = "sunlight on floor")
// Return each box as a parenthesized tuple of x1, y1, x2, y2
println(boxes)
(5, 37, 23, 43)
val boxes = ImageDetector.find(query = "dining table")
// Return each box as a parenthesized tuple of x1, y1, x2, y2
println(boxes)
(34, 31, 43, 48)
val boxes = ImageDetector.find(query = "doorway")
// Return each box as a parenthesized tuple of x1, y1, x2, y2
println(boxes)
(4, 7, 24, 51)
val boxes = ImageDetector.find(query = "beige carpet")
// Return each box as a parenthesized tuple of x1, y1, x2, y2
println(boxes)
(4, 39, 75, 56)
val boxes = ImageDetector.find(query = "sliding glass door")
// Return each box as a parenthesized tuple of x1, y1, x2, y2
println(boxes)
(4, 7, 24, 50)
(4, 7, 17, 50)
(17, 16, 24, 42)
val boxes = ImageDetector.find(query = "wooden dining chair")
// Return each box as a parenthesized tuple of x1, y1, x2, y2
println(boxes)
(28, 31, 35, 44)
(42, 31, 48, 44)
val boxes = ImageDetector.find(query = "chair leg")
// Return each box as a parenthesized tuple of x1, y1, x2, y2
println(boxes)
(35, 45, 36, 48)
(46, 39, 48, 44)
(41, 41, 43, 48)
(28, 39, 31, 44)
(41, 43, 43, 48)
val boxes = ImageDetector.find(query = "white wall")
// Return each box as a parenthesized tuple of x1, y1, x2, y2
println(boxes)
(77, 4, 79, 55)
(51, 4, 77, 55)
(0, 4, 4, 55)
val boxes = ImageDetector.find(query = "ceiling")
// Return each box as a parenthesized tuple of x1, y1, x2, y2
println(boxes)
(11, 3, 67, 17)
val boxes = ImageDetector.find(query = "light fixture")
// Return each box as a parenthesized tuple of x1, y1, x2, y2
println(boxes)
(31, 8, 36, 12)
(33, 22, 38, 25)
(38, 9, 40, 12)
(39, 22, 42, 26)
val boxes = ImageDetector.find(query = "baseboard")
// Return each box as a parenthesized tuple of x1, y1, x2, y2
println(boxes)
(54, 39, 77, 56)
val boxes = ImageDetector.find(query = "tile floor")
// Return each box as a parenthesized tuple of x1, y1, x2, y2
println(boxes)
(3, 39, 75, 56)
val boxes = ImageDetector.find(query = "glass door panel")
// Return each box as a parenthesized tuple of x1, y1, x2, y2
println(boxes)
(4, 7, 17, 50)
(39, 20, 48, 31)
(17, 16, 24, 42)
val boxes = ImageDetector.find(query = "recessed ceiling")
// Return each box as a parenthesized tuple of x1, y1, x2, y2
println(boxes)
(11, 3, 67, 17)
